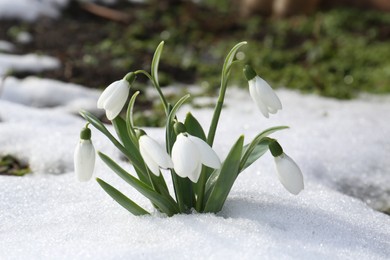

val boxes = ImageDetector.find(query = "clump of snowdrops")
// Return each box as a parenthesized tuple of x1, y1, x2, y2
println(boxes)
(74, 41, 304, 216)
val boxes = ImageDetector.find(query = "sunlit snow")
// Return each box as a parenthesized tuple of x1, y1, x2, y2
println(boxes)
(1, 76, 390, 259)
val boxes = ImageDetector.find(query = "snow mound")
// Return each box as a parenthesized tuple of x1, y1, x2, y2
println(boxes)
(0, 53, 60, 76)
(0, 0, 68, 21)
(1, 76, 102, 114)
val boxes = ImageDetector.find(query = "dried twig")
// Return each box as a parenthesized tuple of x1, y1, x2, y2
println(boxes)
(79, 2, 132, 24)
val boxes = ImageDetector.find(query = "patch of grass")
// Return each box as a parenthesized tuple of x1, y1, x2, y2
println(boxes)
(0, 155, 31, 176)
(80, 5, 390, 99)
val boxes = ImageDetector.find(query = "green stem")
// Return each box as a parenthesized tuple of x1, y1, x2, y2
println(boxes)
(199, 75, 229, 212)
(134, 70, 169, 115)
(206, 81, 227, 146)
(195, 167, 207, 212)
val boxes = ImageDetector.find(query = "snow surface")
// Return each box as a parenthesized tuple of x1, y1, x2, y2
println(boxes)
(1, 78, 390, 259)
(0, 0, 68, 21)
(0, 53, 60, 76)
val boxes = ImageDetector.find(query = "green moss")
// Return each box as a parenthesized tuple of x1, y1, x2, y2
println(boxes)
(0, 155, 31, 176)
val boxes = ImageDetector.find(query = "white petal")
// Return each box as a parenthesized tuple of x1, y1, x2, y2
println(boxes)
(139, 143, 161, 176)
(74, 140, 95, 182)
(103, 81, 130, 120)
(249, 79, 269, 118)
(255, 76, 282, 111)
(188, 135, 221, 169)
(97, 81, 117, 108)
(172, 134, 200, 179)
(187, 162, 202, 183)
(139, 135, 173, 169)
(274, 153, 304, 195)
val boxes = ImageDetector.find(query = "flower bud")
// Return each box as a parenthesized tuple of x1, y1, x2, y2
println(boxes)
(74, 126, 95, 182)
(274, 153, 304, 195)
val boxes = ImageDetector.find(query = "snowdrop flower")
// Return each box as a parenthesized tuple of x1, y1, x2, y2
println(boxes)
(74, 126, 95, 182)
(274, 153, 304, 195)
(244, 65, 282, 118)
(139, 134, 173, 176)
(97, 78, 130, 120)
(172, 133, 221, 183)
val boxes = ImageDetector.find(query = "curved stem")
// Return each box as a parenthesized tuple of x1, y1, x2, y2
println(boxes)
(134, 70, 169, 115)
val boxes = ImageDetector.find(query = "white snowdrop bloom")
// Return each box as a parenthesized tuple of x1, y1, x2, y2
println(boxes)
(248, 76, 282, 118)
(172, 133, 221, 183)
(97, 79, 130, 120)
(139, 135, 173, 176)
(74, 128, 95, 182)
(274, 153, 304, 195)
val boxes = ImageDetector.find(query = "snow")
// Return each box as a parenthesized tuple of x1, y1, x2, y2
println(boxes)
(1, 77, 390, 259)
(0, 0, 144, 22)
(1, 76, 102, 114)
(0, 53, 60, 76)
(0, 0, 68, 21)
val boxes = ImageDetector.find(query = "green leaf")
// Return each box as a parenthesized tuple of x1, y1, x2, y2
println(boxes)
(99, 152, 180, 216)
(184, 112, 206, 141)
(126, 91, 140, 140)
(112, 116, 138, 153)
(204, 135, 244, 213)
(241, 140, 269, 171)
(166, 94, 191, 152)
(96, 178, 149, 216)
(111, 116, 151, 184)
(151, 41, 164, 86)
(240, 126, 289, 171)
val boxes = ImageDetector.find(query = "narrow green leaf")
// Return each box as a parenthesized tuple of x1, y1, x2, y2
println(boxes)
(126, 91, 140, 140)
(99, 151, 180, 216)
(96, 178, 149, 216)
(240, 126, 289, 171)
(166, 94, 191, 152)
(151, 41, 164, 86)
(111, 117, 151, 184)
(204, 135, 244, 213)
(112, 116, 138, 153)
(184, 112, 206, 141)
(241, 140, 269, 171)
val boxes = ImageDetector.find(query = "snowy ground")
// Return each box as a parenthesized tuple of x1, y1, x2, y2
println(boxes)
(1, 73, 390, 258)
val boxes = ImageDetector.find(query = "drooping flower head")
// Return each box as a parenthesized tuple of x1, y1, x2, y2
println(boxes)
(97, 73, 136, 120)
(172, 132, 221, 183)
(138, 132, 173, 176)
(244, 65, 282, 118)
(74, 125, 95, 182)
(269, 140, 304, 195)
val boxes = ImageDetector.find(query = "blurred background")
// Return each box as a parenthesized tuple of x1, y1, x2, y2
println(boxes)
(0, 0, 390, 126)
